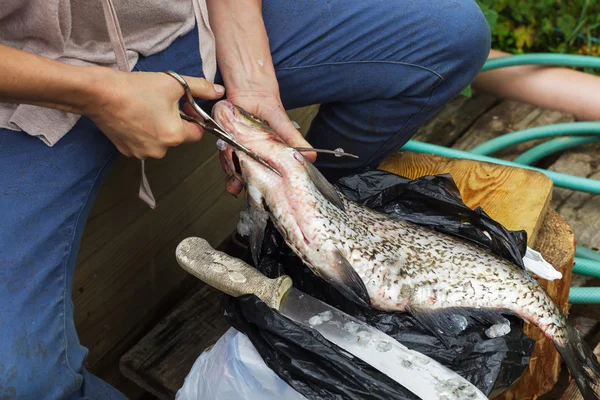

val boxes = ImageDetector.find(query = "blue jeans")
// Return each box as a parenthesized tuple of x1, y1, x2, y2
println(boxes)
(0, 1, 490, 398)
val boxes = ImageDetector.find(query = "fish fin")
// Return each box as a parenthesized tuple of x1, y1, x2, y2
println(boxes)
(248, 204, 269, 267)
(322, 250, 371, 308)
(302, 158, 345, 211)
(406, 306, 512, 346)
(244, 188, 270, 267)
(555, 321, 600, 399)
(459, 308, 512, 327)
(406, 306, 467, 347)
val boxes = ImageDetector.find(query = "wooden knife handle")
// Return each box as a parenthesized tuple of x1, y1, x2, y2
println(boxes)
(175, 237, 292, 309)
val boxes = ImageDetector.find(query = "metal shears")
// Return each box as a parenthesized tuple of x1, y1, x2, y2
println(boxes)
(163, 70, 282, 177)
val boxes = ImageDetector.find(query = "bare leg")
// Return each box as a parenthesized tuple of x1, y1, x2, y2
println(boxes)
(473, 49, 600, 121)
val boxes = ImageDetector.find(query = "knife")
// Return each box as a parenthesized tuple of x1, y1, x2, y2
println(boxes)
(175, 237, 488, 400)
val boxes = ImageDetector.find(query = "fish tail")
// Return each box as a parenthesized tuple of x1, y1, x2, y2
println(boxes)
(554, 321, 600, 399)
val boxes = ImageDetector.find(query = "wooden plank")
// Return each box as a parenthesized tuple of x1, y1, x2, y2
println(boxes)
(452, 99, 576, 159)
(74, 150, 245, 368)
(549, 145, 600, 251)
(378, 152, 553, 246)
(120, 284, 229, 400)
(91, 355, 150, 400)
(80, 136, 222, 261)
(413, 92, 500, 146)
(90, 229, 247, 400)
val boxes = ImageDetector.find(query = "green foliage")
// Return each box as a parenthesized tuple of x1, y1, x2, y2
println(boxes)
(460, 1, 600, 96)
(475, 0, 600, 57)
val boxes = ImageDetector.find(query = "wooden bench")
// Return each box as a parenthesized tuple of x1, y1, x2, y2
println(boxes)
(119, 93, 600, 399)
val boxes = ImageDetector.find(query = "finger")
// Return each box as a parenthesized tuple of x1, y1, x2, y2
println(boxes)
(268, 106, 317, 162)
(180, 75, 225, 100)
(181, 102, 202, 118)
(219, 148, 231, 175)
(226, 176, 244, 195)
(179, 120, 205, 144)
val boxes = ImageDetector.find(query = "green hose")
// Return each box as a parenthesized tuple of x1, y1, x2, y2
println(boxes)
(468, 122, 600, 156)
(569, 287, 600, 304)
(577, 245, 600, 262)
(481, 54, 600, 72)
(513, 136, 600, 165)
(573, 257, 600, 278)
(401, 140, 600, 194)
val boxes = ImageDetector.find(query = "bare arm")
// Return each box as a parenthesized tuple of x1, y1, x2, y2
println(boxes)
(0, 44, 225, 159)
(472, 49, 600, 121)
(206, 0, 314, 148)
(0, 43, 102, 113)
(206, 0, 314, 194)
(206, 0, 276, 96)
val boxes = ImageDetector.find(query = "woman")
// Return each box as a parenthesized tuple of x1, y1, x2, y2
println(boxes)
(0, 0, 490, 398)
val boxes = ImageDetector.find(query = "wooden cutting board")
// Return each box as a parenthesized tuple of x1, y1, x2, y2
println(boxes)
(378, 151, 554, 246)
(379, 151, 576, 400)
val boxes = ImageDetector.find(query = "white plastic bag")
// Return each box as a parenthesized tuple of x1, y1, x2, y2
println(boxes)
(523, 246, 562, 280)
(175, 328, 307, 400)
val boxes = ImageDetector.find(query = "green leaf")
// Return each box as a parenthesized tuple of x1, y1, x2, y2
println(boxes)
(471, 0, 600, 77)
(460, 85, 472, 98)
(540, 18, 553, 34)
(557, 15, 577, 38)
(476, 2, 498, 31)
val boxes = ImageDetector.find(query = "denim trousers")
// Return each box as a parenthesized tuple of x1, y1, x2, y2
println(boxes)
(0, 0, 490, 398)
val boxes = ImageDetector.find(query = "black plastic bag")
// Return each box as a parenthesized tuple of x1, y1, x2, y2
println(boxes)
(224, 169, 535, 400)
(335, 170, 528, 268)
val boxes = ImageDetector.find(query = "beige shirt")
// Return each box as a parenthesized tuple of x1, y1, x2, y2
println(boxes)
(0, 0, 216, 146)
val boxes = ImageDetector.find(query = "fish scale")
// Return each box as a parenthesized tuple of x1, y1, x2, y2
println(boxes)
(214, 99, 600, 400)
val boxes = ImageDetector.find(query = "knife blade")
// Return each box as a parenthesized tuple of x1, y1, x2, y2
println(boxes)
(175, 237, 487, 400)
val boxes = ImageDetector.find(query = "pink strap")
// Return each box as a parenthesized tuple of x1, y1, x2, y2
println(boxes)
(99, 0, 217, 209)
(100, 0, 157, 209)
(193, 0, 217, 83)
(99, 0, 129, 73)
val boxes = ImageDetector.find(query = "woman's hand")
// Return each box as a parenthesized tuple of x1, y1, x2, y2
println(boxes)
(206, 0, 316, 195)
(85, 69, 226, 160)
(224, 85, 317, 195)
(226, 84, 311, 152)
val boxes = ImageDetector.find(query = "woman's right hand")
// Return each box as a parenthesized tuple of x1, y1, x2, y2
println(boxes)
(84, 69, 226, 160)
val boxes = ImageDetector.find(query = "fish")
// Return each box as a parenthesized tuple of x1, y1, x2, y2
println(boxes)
(213, 99, 600, 399)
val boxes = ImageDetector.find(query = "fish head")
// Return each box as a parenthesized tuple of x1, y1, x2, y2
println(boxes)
(212, 100, 288, 184)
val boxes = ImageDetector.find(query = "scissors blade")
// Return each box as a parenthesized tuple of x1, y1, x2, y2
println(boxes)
(164, 70, 230, 135)
(178, 111, 282, 177)
(165, 70, 282, 177)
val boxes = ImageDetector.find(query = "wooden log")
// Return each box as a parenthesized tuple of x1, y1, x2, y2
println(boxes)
(493, 209, 575, 400)
(378, 152, 553, 246)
